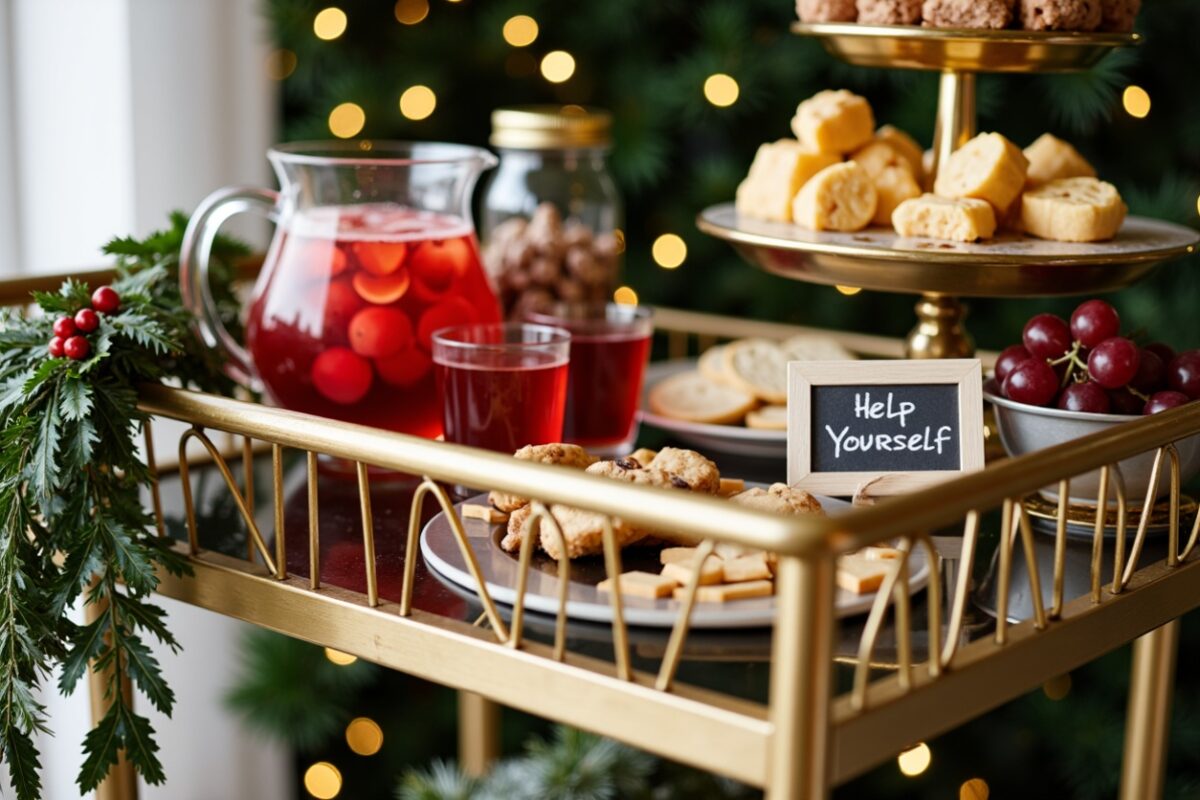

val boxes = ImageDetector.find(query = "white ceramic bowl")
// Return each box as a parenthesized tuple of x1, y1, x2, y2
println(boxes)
(984, 379, 1200, 507)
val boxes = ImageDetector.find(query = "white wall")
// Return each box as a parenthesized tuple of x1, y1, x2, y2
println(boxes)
(0, 1, 290, 798)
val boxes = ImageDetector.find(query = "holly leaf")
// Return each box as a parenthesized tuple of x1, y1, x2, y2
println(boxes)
(2, 726, 43, 800)
(58, 611, 109, 696)
(58, 379, 93, 422)
(27, 385, 61, 501)
(119, 634, 174, 715)
(104, 523, 158, 596)
(77, 703, 122, 793)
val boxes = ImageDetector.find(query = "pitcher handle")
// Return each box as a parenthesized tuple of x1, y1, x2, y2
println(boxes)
(179, 186, 279, 391)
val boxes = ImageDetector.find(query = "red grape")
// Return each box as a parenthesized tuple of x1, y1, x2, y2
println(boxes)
(1145, 342, 1176, 367)
(1057, 381, 1111, 414)
(1069, 299, 1120, 349)
(1168, 350, 1200, 399)
(994, 344, 1031, 384)
(1129, 348, 1167, 393)
(1144, 391, 1190, 415)
(1108, 388, 1144, 415)
(1023, 314, 1072, 360)
(1003, 359, 1059, 406)
(1087, 337, 1140, 389)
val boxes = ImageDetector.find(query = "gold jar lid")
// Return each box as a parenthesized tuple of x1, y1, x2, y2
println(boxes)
(490, 105, 612, 150)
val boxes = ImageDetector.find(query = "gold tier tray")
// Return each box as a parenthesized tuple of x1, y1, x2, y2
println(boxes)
(791, 22, 1139, 72)
(697, 203, 1200, 298)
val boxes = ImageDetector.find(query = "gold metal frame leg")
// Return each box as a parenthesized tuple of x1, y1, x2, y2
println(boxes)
(458, 691, 501, 777)
(767, 555, 834, 800)
(1119, 619, 1180, 800)
(85, 596, 139, 800)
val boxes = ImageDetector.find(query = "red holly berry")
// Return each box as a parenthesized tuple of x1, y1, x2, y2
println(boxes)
(63, 335, 90, 360)
(53, 316, 76, 338)
(91, 286, 120, 314)
(74, 307, 99, 332)
(48, 336, 65, 357)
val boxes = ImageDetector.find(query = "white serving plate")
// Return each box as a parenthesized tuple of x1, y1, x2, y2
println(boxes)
(638, 359, 787, 459)
(421, 493, 929, 629)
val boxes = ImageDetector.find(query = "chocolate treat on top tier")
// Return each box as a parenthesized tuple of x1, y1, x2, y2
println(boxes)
(1018, 0, 1101, 30)
(1099, 0, 1139, 31)
(921, 0, 1012, 28)
(857, 0, 922, 24)
(797, 0, 858, 22)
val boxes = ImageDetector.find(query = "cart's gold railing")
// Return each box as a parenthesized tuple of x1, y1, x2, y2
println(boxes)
(136, 381, 1200, 798)
(8, 266, 1198, 798)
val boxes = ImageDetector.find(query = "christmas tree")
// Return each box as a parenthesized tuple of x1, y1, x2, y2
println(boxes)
(224, 1, 1200, 797)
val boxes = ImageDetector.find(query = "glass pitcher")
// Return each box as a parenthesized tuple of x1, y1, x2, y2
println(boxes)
(180, 141, 501, 438)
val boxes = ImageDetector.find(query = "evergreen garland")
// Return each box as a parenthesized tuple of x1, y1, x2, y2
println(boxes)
(0, 215, 242, 797)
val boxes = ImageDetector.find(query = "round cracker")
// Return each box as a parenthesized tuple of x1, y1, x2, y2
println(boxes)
(698, 344, 738, 386)
(780, 334, 855, 362)
(647, 371, 757, 425)
(722, 338, 788, 403)
(746, 404, 788, 431)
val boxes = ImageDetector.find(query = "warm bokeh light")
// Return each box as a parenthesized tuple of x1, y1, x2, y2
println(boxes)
(836, 285, 862, 296)
(313, 7, 348, 40)
(399, 85, 437, 120)
(613, 229, 626, 254)
(540, 50, 576, 83)
(1123, 85, 1151, 118)
(1195, 193, 1200, 218)
(265, 49, 297, 81)
(393, 0, 429, 25)
(960, 777, 990, 799)
(503, 15, 539, 47)
(328, 103, 365, 138)
(897, 742, 931, 777)
(303, 762, 342, 799)
(651, 234, 687, 269)
(345, 717, 384, 756)
(613, 286, 639, 306)
(703, 73, 740, 107)
(1043, 673, 1072, 700)
(324, 648, 358, 666)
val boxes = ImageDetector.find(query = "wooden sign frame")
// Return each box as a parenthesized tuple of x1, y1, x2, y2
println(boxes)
(787, 359, 984, 496)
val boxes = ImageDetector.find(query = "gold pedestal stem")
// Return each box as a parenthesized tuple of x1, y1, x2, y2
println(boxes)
(907, 70, 977, 358)
(906, 295, 975, 359)
(930, 70, 976, 189)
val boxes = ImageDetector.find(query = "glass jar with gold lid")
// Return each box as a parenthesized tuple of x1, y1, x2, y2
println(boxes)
(480, 105, 622, 319)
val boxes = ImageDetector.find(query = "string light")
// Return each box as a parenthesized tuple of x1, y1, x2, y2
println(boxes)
(303, 762, 342, 799)
(393, 0, 429, 25)
(836, 285, 861, 296)
(345, 717, 384, 756)
(703, 73, 739, 107)
(399, 85, 437, 120)
(613, 286, 638, 306)
(652, 234, 687, 269)
(313, 7, 347, 40)
(324, 648, 358, 666)
(1195, 193, 1200, 218)
(897, 742, 931, 777)
(503, 15, 539, 47)
(265, 49, 297, 81)
(540, 50, 576, 83)
(1042, 673, 1072, 700)
(1122, 85, 1150, 118)
(328, 103, 365, 138)
(960, 777, 990, 800)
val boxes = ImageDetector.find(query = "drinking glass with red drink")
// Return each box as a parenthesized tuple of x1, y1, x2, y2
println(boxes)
(432, 323, 571, 453)
(524, 303, 653, 456)
(180, 142, 502, 440)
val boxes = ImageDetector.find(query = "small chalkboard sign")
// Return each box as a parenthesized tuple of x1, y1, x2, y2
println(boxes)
(787, 359, 984, 495)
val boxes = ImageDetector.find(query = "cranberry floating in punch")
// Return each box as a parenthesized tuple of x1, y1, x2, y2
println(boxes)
(180, 142, 501, 437)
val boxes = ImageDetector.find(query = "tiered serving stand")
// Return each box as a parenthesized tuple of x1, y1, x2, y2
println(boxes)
(698, 24, 1200, 357)
(24, 26, 1200, 800)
